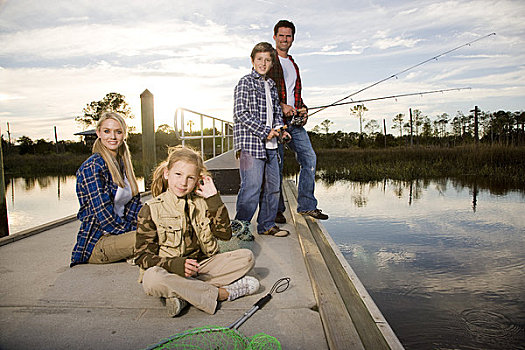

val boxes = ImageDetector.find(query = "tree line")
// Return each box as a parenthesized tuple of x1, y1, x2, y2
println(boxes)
(309, 105, 525, 148)
(2, 92, 523, 177)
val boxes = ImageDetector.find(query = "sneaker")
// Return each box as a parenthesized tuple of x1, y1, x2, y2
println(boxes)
(299, 209, 329, 220)
(275, 211, 286, 224)
(165, 297, 188, 317)
(261, 225, 289, 237)
(225, 276, 260, 301)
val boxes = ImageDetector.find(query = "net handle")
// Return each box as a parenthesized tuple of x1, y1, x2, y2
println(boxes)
(229, 277, 290, 330)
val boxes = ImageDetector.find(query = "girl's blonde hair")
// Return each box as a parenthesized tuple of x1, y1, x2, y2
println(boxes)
(92, 111, 139, 196)
(151, 145, 208, 197)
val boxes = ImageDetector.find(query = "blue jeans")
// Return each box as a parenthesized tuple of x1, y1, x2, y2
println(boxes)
(235, 149, 280, 233)
(278, 125, 318, 213)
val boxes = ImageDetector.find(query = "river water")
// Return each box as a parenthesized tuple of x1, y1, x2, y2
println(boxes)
(315, 178, 525, 350)
(5, 176, 144, 234)
(5, 175, 525, 349)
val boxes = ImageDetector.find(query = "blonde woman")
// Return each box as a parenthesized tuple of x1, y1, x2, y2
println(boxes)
(71, 112, 142, 267)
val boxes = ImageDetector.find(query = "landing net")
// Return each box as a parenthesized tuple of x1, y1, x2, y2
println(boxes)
(147, 325, 281, 350)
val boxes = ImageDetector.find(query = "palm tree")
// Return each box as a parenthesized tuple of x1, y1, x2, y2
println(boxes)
(351, 104, 368, 145)
(187, 120, 194, 134)
(320, 119, 333, 134)
(392, 113, 404, 137)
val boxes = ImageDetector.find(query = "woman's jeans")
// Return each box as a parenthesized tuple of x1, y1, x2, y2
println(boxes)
(235, 148, 280, 233)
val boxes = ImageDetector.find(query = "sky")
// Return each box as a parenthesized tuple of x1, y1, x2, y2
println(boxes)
(1, 0, 524, 142)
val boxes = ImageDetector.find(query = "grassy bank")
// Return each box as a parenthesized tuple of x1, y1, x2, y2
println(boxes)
(4, 153, 90, 177)
(283, 144, 525, 189)
(5, 145, 525, 190)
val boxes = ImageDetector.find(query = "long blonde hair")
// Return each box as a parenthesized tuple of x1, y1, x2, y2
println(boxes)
(151, 145, 208, 197)
(92, 111, 139, 196)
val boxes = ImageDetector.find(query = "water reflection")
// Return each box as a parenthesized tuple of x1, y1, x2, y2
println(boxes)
(5, 175, 144, 234)
(316, 178, 525, 350)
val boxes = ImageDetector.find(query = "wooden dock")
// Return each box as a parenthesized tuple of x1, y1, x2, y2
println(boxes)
(0, 150, 403, 350)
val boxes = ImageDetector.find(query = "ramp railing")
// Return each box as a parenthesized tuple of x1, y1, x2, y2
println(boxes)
(174, 107, 233, 158)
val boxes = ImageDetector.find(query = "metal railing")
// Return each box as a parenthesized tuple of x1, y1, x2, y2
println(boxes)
(174, 107, 234, 158)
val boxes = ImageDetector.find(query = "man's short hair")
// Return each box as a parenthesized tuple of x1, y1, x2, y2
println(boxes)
(274, 19, 296, 36)
(250, 42, 276, 62)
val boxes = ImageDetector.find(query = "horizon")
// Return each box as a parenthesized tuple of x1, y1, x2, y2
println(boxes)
(1, 0, 524, 142)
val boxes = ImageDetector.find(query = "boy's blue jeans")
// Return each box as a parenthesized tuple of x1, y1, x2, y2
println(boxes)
(278, 124, 318, 213)
(235, 148, 280, 233)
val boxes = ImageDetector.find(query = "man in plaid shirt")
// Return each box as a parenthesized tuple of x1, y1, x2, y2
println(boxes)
(268, 19, 329, 221)
(233, 42, 290, 238)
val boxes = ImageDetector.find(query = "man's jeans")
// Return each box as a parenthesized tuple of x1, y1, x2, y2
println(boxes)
(235, 149, 280, 233)
(278, 125, 318, 213)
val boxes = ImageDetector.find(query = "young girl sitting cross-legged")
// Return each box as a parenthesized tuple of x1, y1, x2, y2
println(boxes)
(134, 146, 259, 317)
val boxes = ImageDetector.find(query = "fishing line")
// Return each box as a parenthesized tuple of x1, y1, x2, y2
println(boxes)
(308, 32, 496, 117)
(309, 87, 471, 110)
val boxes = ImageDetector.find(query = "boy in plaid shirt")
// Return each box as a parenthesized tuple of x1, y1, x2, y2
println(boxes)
(233, 42, 291, 238)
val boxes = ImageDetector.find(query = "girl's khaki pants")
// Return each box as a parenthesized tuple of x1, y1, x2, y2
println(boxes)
(142, 249, 255, 314)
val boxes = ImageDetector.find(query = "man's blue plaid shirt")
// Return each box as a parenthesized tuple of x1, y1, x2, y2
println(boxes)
(233, 69, 284, 159)
(70, 153, 142, 266)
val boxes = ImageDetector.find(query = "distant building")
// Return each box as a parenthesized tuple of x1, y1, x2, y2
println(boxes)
(74, 129, 97, 147)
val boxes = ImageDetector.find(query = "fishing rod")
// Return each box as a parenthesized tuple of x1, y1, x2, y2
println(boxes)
(308, 32, 496, 117)
(308, 87, 471, 111)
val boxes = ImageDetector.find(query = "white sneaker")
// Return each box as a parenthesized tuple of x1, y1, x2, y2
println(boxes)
(225, 276, 260, 301)
(165, 297, 188, 317)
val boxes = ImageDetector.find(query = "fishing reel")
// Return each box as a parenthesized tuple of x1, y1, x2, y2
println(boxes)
(287, 107, 308, 127)
(289, 114, 308, 127)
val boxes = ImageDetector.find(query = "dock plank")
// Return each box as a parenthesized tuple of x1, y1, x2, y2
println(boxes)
(284, 180, 365, 350)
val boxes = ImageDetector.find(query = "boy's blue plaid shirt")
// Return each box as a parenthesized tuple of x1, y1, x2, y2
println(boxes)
(233, 69, 284, 159)
(70, 153, 142, 266)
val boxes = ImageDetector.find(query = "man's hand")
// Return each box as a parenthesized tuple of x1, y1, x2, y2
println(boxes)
(280, 103, 296, 117)
(184, 258, 200, 277)
(195, 175, 217, 198)
(297, 107, 307, 117)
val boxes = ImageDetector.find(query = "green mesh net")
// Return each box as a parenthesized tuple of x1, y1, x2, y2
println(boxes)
(147, 325, 281, 350)
(145, 279, 290, 350)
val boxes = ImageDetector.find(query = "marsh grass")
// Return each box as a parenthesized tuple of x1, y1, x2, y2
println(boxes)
(6, 145, 524, 190)
(4, 153, 89, 177)
(283, 144, 525, 189)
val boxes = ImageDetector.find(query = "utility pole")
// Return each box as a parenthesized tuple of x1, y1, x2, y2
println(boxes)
(7, 122, 11, 147)
(54, 126, 59, 153)
(409, 108, 414, 147)
(383, 119, 387, 148)
(470, 106, 479, 144)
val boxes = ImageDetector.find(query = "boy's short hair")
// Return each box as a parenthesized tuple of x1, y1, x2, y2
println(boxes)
(274, 19, 295, 36)
(250, 42, 275, 61)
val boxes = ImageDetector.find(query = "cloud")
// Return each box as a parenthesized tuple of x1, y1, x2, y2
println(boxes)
(372, 31, 423, 50)
(301, 49, 362, 56)
(0, 0, 524, 140)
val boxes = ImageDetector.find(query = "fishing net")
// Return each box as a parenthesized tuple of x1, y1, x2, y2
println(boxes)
(145, 278, 290, 350)
(147, 326, 281, 350)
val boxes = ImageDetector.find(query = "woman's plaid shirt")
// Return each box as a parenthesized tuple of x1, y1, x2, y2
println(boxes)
(70, 153, 142, 266)
(233, 69, 284, 159)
